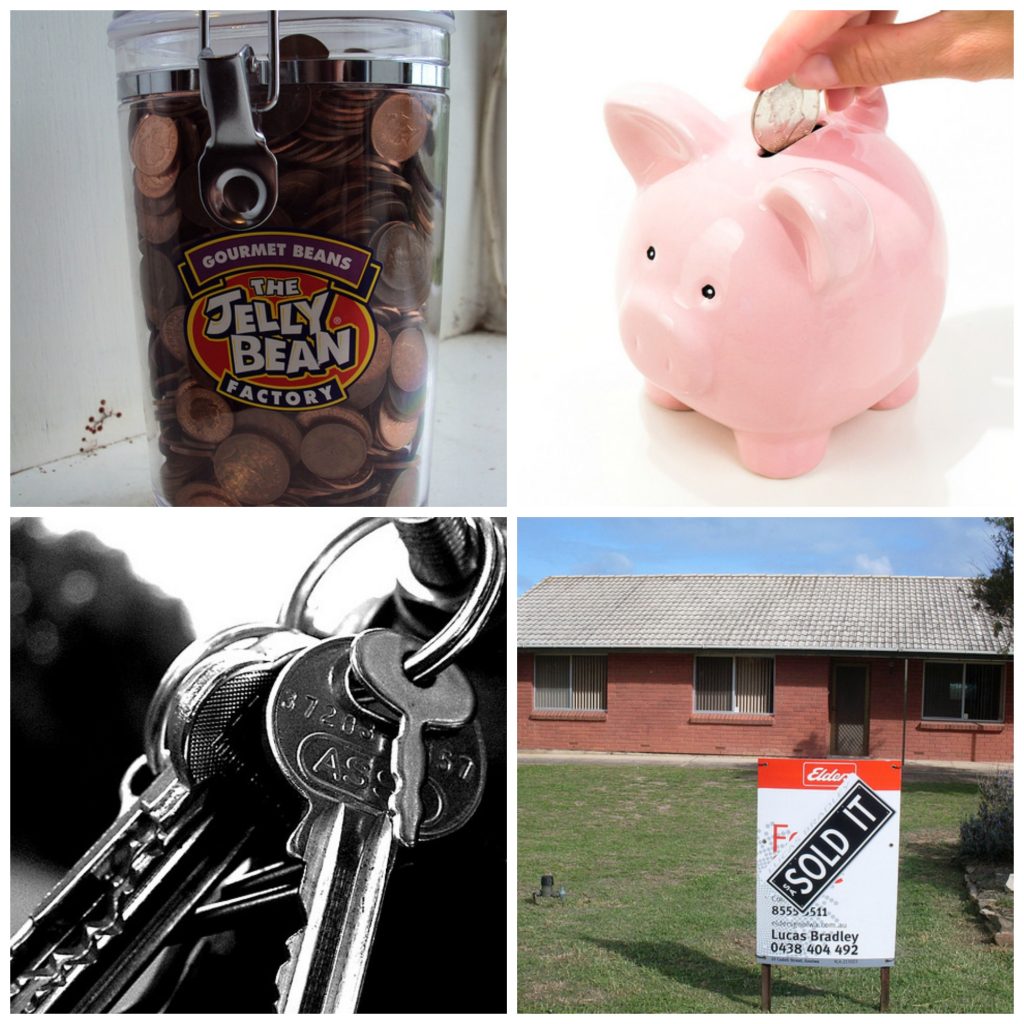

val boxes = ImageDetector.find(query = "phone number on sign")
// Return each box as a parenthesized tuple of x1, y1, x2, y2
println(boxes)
(769, 943, 860, 956)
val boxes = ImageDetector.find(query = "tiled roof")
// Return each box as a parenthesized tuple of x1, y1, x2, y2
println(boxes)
(517, 575, 1012, 656)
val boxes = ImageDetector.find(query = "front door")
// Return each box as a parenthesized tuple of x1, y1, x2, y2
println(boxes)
(831, 664, 869, 756)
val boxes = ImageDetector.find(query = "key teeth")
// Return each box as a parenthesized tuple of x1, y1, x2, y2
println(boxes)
(275, 819, 319, 1012)
(13, 798, 168, 1008)
(274, 930, 305, 1013)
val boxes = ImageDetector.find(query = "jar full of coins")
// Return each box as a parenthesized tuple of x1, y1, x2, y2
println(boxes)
(107, 11, 451, 506)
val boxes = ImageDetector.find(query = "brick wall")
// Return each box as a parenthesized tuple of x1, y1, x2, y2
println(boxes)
(517, 651, 1013, 763)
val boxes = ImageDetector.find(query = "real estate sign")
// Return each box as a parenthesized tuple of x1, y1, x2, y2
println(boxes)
(756, 759, 902, 968)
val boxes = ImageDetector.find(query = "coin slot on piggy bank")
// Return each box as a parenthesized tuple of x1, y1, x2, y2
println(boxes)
(757, 123, 825, 158)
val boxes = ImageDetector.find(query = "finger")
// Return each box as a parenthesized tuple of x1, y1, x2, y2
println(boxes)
(815, 9, 873, 106)
(867, 10, 899, 28)
(792, 10, 1013, 88)
(745, 10, 865, 90)
(825, 87, 856, 112)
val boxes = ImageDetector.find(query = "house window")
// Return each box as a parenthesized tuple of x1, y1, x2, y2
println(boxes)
(922, 661, 1003, 722)
(694, 655, 774, 714)
(534, 654, 607, 711)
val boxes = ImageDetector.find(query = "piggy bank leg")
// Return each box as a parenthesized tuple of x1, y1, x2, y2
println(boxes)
(733, 430, 831, 478)
(871, 367, 919, 410)
(644, 380, 692, 411)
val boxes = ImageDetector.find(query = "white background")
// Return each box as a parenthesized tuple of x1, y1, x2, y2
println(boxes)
(9, 11, 506, 505)
(507, 4, 1014, 507)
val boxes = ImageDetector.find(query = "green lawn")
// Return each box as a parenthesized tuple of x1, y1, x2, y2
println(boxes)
(518, 765, 1012, 1013)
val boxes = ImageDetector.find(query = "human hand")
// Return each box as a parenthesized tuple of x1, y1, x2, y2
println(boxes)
(746, 10, 1013, 112)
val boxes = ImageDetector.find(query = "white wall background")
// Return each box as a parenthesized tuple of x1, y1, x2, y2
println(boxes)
(10, 11, 506, 473)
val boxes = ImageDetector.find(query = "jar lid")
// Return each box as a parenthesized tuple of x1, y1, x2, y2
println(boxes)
(108, 11, 455, 44)
(109, 10, 453, 98)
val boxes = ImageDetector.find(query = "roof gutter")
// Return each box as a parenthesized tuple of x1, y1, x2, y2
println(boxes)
(519, 645, 1013, 660)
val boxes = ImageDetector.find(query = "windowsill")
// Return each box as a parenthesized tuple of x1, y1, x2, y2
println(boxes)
(689, 714, 774, 725)
(530, 710, 607, 722)
(11, 332, 506, 506)
(917, 720, 1004, 731)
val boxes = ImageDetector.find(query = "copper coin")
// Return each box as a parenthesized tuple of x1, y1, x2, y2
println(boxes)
(386, 383, 427, 421)
(214, 433, 291, 504)
(390, 327, 428, 392)
(233, 409, 303, 466)
(176, 386, 234, 443)
(372, 222, 431, 307)
(135, 184, 177, 216)
(149, 327, 176, 377)
(300, 423, 368, 480)
(385, 466, 421, 506)
(159, 306, 188, 362)
(277, 168, 327, 209)
(260, 84, 312, 142)
(139, 205, 182, 246)
(290, 463, 374, 496)
(344, 328, 392, 410)
(280, 33, 330, 60)
(147, 92, 202, 118)
(371, 93, 429, 164)
(134, 164, 179, 200)
(160, 455, 197, 488)
(172, 481, 239, 507)
(140, 248, 182, 324)
(131, 114, 180, 177)
(295, 406, 373, 447)
(177, 165, 218, 230)
(377, 403, 420, 451)
(176, 113, 206, 163)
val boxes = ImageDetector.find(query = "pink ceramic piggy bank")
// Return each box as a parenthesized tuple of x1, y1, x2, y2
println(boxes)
(606, 86, 946, 477)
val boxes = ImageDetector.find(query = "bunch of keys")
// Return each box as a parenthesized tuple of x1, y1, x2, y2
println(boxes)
(10, 516, 505, 1014)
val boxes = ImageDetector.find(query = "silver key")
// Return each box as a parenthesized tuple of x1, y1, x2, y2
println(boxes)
(349, 628, 476, 846)
(267, 634, 485, 1013)
(10, 632, 314, 1014)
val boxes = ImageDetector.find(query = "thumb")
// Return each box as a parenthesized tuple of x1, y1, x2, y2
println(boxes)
(791, 12, 1012, 89)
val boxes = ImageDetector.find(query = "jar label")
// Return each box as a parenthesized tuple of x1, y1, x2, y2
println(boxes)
(177, 231, 381, 411)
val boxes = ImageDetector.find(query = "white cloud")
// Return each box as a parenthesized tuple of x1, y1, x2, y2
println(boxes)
(574, 549, 635, 575)
(854, 553, 893, 575)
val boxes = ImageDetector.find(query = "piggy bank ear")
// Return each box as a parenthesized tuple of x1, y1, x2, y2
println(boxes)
(605, 85, 728, 187)
(760, 169, 875, 292)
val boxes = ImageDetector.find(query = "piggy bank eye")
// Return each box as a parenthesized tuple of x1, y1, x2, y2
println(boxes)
(646, 246, 656, 261)
(701, 284, 716, 300)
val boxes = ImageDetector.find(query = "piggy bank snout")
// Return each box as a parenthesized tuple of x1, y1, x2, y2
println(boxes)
(619, 302, 713, 398)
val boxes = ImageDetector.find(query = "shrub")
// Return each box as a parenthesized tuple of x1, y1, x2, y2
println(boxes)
(959, 772, 1014, 864)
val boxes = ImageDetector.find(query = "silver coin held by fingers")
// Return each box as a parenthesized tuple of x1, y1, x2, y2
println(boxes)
(752, 82, 821, 154)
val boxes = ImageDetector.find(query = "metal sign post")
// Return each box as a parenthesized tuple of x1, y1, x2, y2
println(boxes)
(755, 759, 902, 1012)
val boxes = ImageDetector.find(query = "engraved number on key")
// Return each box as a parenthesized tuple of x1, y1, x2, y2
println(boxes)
(349, 628, 476, 847)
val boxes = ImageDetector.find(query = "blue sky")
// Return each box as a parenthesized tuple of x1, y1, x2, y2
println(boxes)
(517, 518, 998, 596)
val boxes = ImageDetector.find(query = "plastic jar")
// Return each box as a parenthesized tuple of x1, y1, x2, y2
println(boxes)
(107, 11, 451, 506)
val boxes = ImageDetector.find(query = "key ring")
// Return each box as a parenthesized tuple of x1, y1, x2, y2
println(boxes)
(280, 517, 506, 682)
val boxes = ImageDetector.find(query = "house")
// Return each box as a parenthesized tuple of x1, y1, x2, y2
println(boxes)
(517, 574, 1013, 763)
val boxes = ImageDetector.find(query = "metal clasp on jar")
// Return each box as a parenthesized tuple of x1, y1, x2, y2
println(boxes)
(197, 9, 280, 229)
